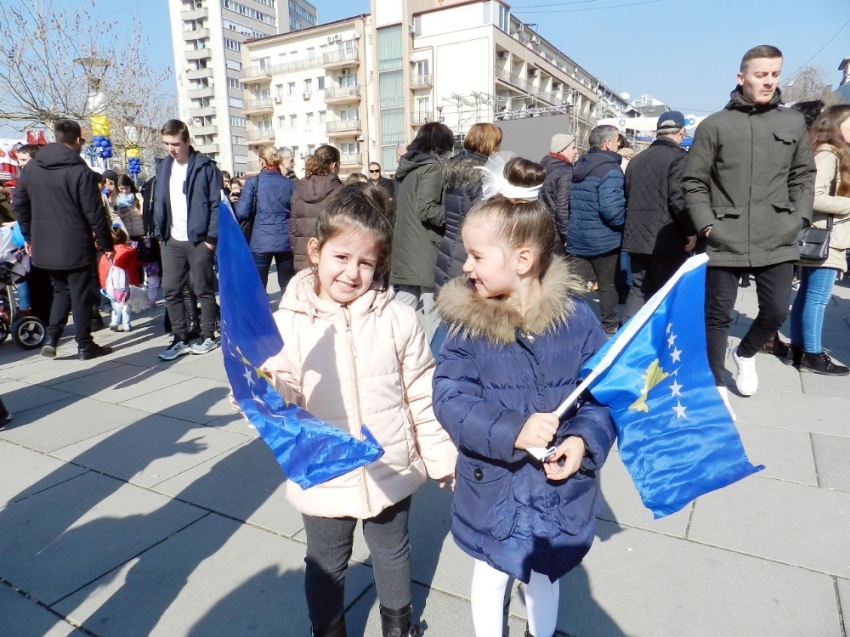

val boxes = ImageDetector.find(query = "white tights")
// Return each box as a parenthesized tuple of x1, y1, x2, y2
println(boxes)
(470, 559, 560, 637)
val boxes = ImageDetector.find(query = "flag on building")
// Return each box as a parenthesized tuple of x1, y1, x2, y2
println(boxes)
(574, 254, 764, 518)
(217, 196, 384, 489)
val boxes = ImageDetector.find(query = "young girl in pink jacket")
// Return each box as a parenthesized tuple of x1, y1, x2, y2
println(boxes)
(261, 183, 457, 637)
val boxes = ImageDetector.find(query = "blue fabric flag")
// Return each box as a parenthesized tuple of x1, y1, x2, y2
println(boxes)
(578, 254, 763, 518)
(217, 196, 384, 489)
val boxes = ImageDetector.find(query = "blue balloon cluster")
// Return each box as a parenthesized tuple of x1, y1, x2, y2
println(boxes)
(92, 135, 113, 158)
(127, 157, 141, 174)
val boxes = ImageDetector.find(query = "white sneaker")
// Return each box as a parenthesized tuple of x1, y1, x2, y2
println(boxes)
(158, 339, 192, 361)
(716, 386, 736, 421)
(190, 337, 220, 355)
(732, 347, 758, 396)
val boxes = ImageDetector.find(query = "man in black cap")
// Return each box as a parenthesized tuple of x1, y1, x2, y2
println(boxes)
(621, 110, 696, 320)
(14, 119, 114, 359)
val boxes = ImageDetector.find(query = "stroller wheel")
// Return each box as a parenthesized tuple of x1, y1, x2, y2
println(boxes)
(12, 316, 46, 350)
(0, 320, 8, 345)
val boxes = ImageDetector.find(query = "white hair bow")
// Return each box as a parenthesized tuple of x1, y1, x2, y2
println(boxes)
(476, 150, 542, 202)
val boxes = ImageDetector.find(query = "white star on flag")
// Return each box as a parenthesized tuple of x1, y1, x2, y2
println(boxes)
(670, 380, 683, 397)
(671, 347, 682, 363)
(673, 401, 687, 418)
(667, 333, 677, 347)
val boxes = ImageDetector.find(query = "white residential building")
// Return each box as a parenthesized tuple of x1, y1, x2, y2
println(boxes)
(240, 0, 633, 176)
(168, 0, 318, 176)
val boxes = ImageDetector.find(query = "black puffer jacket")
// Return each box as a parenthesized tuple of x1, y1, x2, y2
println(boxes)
(434, 151, 487, 291)
(290, 173, 343, 271)
(622, 137, 695, 256)
(539, 154, 573, 248)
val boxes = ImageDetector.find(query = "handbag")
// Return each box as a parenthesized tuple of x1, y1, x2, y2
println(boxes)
(797, 217, 832, 262)
(136, 235, 160, 263)
(239, 174, 259, 243)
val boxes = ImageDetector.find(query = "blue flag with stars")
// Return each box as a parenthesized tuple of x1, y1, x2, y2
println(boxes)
(217, 195, 384, 489)
(579, 254, 763, 518)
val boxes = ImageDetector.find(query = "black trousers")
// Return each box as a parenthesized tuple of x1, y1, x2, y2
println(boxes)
(47, 266, 95, 347)
(161, 239, 218, 341)
(572, 249, 620, 334)
(301, 496, 412, 631)
(252, 250, 294, 292)
(705, 262, 793, 385)
(623, 253, 687, 322)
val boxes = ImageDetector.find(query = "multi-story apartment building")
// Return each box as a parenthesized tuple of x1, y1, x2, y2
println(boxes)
(169, 0, 318, 176)
(240, 0, 633, 176)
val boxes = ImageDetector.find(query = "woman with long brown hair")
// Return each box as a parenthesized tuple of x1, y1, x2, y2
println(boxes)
(787, 104, 850, 375)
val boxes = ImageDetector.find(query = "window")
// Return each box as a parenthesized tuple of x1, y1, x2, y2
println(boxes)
(289, 1, 317, 25)
(257, 118, 272, 131)
(498, 4, 510, 31)
(220, 0, 276, 26)
(292, 145, 299, 158)
(229, 97, 244, 109)
(278, 116, 286, 128)
(288, 82, 296, 96)
(307, 144, 316, 155)
(228, 78, 241, 89)
(305, 112, 313, 126)
(307, 47, 316, 59)
(317, 76, 325, 90)
(318, 110, 326, 124)
(303, 78, 312, 94)
(290, 114, 298, 128)
(276, 84, 284, 98)
(290, 19, 301, 31)
(224, 38, 241, 52)
(416, 59, 429, 77)
(226, 59, 242, 71)
(341, 142, 359, 154)
(231, 135, 246, 145)
(339, 73, 355, 87)
(230, 116, 247, 127)
(289, 50, 298, 62)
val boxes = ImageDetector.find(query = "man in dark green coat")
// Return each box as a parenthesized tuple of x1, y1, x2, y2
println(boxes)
(682, 45, 815, 406)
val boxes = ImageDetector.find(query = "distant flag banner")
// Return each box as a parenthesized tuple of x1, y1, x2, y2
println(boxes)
(556, 254, 763, 518)
(217, 195, 384, 489)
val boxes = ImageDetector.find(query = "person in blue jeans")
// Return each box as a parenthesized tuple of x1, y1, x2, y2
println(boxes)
(236, 145, 295, 294)
(787, 105, 850, 376)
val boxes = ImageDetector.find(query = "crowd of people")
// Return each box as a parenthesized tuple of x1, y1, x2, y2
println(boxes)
(0, 43, 849, 637)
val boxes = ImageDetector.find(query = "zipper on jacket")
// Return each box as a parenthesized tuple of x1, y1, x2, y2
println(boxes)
(343, 305, 372, 513)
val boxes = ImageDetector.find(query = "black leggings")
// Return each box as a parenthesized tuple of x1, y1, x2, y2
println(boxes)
(301, 496, 412, 631)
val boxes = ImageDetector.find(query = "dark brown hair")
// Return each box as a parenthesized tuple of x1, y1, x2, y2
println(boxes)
(110, 226, 129, 245)
(465, 157, 555, 276)
(54, 120, 82, 145)
(740, 45, 782, 72)
(117, 174, 138, 194)
(809, 104, 850, 198)
(160, 119, 191, 143)
(313, 183, 394, 286)
(464, 123, 503, 157)
(305, 144, 341, 177)
(408, 122, 455, 156)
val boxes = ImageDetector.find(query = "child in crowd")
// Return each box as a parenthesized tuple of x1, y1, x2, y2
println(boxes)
(432, 156, 616, 637)
(98, 226, 142, 332)
(113, 174, 145, 239)
(261, 183, 457, 637)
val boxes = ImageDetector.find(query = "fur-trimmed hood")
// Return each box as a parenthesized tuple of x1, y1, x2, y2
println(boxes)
(436, 257, 585, 344)
(443, 151, 487, 189)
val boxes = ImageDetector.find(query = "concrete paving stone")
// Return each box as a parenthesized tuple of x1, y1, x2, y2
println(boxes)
(721, 337, 803, 395)
(801, 366, 850, 397)
(508, 521, 841, 637)
(347, 581, 528, 637)
(838, 577, 850, 632)
(0, 357, 125, 387)
(51, 414, 248, 488)
(0, 471, 206, 606)
(735, 422, 817, 486)
(120, 376, 233, 424)
(0, 441, 88, 506)
(732, 388, 850, 437)
(49, 364, 194, 404)
(0, 380, 74, 416)
(0, 584, 87, 637)
(153, 438, 304, 537)
(596, 451, 693, 538)
(0, 396, 146, 453)
(166, 353, 229, 383)
(0, 343, 52, 370)
(811, 433, 850, 493)
(53, 513, 374, 637)
(687, 476, 850, 578)
(203, 411, 261, 437)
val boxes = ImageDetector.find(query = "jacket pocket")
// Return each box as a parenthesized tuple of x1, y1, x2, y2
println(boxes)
(453, 456, 517, 540)
(771, 202, 801, 247)
(771, 132, 797, 168)
(555, 472, 597, 535)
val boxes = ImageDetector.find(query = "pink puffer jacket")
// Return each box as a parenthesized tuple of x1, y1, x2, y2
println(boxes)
(262, 269, 457, 519)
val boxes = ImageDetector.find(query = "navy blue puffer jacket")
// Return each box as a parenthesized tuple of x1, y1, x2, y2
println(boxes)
(567, 149, 626, 257)
(433, 259, 616, 583)
(235, 169, 295, 254)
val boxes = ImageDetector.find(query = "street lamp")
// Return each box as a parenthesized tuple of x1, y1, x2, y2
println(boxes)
(74, 56, 110, 93)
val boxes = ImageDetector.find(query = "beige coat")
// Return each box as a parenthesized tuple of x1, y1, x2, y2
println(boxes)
(801, 146, 850, 272)
(262, 270, 457, 519)
(115, 194, 145, 236)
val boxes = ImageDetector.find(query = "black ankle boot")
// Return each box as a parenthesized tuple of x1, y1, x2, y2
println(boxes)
(799, 351, 850, 376)
(380, 604, 412, 637)
(311, 617, 346, 637)
(789, 345, 804, 367)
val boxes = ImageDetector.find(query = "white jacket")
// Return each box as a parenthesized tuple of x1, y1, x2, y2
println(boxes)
(262, 270, 457, 519)
(802, 146, 850, 272)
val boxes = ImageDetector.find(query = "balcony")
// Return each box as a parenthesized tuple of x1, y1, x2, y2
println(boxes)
(246, 128, 276, 145)
(340, 153, 363, 166)
(182, 28, 209, 41)
(243, 99, 274, 115)
(195, 143, 219, 155)
(324, 85, 361, 104)
(410, 74, 433, 89)
(185, 48, 212, 62)
(242, 66, 273, 83)
(187, 86, 215, 100)
(322, 47, 359, 69)
(245, 160, 261, 173)
(182, 7, 208, 21)
(326, 120, 361, 136)
(411, 111, 433, 126)
(188, 105, 216, 118)
(494, 65, 528, 93)
(190, 125, 217, 136)
(186, 66, 213, 81)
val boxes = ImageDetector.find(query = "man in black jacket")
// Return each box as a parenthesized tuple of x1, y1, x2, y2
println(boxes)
(153, 119, 221, 361)
(540, 133, 576, 251)
(14, 120, 114, 360)
(368, 161, 395, 201)
(622, 111, 696, 320)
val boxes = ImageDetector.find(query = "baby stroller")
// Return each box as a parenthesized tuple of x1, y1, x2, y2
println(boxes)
(0, 229, 46, 349)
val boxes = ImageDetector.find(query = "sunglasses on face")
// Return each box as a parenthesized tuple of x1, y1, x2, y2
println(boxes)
(369, 169, 380, 174)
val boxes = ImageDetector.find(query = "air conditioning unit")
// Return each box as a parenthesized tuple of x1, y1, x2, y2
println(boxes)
(327, 36, 334, 43)
(341, 68, 350, 76)
(530, 35, 540, 45)
(333, 34, 342, 41)
(528, 68, 538, 77)
(408, 24, 416, 35)
(497, 51, 508, 60)
(303, 92, 311, 100)
(274, 97, 282, 104)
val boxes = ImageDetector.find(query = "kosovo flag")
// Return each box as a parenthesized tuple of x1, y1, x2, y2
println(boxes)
(578, 254, 763, 518)
(217, 196, 384, 489)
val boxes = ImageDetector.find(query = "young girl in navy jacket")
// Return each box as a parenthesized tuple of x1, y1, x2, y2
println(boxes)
(432, 155, 616, 637)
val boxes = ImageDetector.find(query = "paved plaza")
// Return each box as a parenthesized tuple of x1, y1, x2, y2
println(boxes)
(1, 278, 849, 637)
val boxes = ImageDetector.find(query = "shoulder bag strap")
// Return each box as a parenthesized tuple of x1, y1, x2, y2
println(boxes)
(250, 174, 259, 222)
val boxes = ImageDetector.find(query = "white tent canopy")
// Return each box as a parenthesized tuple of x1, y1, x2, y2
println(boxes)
(597, 114, 705, 133)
